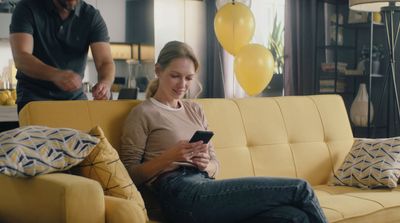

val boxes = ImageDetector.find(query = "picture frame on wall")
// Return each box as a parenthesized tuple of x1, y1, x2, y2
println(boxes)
(348, 10, 368, 23)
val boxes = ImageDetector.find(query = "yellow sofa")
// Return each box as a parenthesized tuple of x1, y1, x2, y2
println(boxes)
(1, 95, 400, 223)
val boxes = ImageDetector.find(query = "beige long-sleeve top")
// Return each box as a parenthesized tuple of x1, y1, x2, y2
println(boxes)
(119, 98, 219, 183)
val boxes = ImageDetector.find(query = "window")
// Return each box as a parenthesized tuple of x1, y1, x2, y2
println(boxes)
(223, 0, 285, 98)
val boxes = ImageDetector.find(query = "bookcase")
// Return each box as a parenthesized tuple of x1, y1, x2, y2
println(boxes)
(314, 0, 388, 137)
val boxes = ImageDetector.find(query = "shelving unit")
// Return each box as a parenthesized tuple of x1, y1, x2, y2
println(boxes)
(314, 0, 388, 137)
(315, 1, 354, 94)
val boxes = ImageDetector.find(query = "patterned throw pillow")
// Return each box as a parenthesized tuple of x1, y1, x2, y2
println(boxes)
(0, 126, 99, 177)
(73, 126, 147, 218)
(330, 137, 400, 189)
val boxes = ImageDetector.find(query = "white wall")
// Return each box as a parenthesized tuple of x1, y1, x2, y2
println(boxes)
(154, 0, 185, 57)
(154, 0, 207, 98)
(85, 0, 126, 42)
(0, 40, 13, 76)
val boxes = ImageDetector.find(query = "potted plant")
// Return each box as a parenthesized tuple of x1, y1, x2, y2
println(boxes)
(268, 13, 284, 75)
(263, 13, 284, 96)
(360, 44, 385, 74)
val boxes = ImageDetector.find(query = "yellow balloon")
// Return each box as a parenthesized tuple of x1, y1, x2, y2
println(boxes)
(214, 3, 255, 55)
(234, 44, 275, 96)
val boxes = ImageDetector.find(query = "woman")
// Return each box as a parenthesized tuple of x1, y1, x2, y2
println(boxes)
(120, 41, 327, 223)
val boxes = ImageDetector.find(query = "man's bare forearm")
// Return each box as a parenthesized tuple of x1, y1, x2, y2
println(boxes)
(96, 61, 115, 85)
(13, 52, 60, 82)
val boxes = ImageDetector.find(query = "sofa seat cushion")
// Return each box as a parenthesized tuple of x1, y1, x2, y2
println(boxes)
(315, 185, 400, 222)
(104, 195, 148, 223)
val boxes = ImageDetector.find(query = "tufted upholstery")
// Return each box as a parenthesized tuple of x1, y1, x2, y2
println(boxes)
(1, 95, 399, 222)
(197, 96, 354, 186)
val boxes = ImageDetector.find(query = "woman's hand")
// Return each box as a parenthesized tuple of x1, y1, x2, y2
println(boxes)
(191, 143, 210, 171)
(162, 140, 204, 163)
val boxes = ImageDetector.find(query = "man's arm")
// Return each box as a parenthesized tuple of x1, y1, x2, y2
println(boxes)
(9, 33, 82, 92)
(90, 42, 115, 100)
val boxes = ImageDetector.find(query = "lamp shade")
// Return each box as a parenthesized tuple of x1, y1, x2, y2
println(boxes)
(349, 0, 400, 12)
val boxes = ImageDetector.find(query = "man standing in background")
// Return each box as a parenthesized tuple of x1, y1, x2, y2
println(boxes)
(9, 0, 115, 112)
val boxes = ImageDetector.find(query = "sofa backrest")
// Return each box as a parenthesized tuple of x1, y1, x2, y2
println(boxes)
(19, 95, 354, 185)
(19, 100, 141, 151)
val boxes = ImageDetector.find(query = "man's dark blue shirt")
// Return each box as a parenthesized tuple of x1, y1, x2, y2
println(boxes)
(10, 0, 109, 104)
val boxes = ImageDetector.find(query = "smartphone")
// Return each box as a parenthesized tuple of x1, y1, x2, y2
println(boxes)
(189, 130, 214, 144)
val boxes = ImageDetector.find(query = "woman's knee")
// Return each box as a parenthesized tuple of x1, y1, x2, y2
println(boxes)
(291, 178, 312, 190)
(292, 178, 310, 187)
(292, 179, 315, 201)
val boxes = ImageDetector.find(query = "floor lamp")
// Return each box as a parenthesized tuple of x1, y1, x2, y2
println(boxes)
(350, 0, 400, 135)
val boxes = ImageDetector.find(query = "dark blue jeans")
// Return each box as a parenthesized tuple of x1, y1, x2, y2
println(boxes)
(151, 167, 328, 223)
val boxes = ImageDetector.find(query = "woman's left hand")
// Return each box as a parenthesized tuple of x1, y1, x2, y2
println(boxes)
(191, 144, 210, 171)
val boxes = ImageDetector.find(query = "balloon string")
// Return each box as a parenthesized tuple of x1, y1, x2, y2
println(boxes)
(232, 0, 236, 98)
(233, 69, 236, 98)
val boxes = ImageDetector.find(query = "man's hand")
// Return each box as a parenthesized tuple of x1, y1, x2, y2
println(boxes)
(92, 81, 111, 100)
(90, 42, 115, 100)
(53, 70, 82, 92)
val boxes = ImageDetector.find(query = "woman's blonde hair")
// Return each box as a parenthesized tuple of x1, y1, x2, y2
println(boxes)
(145, 41, 199, 99)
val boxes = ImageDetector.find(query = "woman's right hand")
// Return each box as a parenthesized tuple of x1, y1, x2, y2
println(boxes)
(162, 140, 204, 163)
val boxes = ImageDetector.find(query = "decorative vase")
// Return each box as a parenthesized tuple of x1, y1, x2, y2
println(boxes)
(373, 12, 382, 23)
(372, 60, 380, 74)
(350, 83, 374, 127)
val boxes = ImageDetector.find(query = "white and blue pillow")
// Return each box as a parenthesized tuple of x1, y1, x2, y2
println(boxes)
(330, 137, 400, 189)
(0, 126, 99, 177)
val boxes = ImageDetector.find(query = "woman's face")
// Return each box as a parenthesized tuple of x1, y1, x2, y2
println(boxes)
(156, 57, 196, 100)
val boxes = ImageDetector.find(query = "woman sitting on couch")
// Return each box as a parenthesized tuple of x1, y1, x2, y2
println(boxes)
(119, 41, 327, 223)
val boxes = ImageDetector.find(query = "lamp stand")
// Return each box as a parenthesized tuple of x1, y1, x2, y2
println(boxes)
(381, 3, 400, 134)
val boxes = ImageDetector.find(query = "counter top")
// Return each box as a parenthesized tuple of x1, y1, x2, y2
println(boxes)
(0, 105, 18, 122)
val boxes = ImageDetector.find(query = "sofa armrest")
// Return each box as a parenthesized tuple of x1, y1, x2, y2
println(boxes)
(0, 173, 105, 223)
(104, 196, 148, 223)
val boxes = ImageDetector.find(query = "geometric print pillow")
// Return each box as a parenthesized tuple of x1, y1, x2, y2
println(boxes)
(0, 125, 99, 177)
(330, 137, 400, 189)
(73, 126, 148, 220)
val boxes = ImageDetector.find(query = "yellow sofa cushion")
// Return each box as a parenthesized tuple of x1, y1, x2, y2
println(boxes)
(73, 126, 147, 219)
(316, 185, 400, 223)
(330, 137, 400, 189)
(0, 125, 99, 177)
(105, 195, 148, 223)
